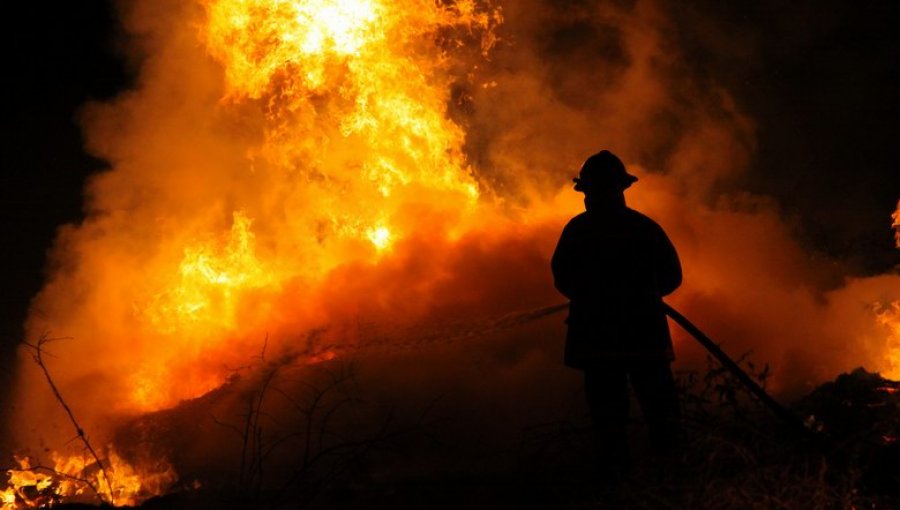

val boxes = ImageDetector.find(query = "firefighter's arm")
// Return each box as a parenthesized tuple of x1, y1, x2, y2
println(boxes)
(656, 227, 682, 296)
(551, 225, 579, 300)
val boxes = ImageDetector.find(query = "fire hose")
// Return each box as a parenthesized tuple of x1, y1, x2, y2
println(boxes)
(533, 301, 819, 442)
(310, 299, 821, 441)
(659, 302, 819, 442)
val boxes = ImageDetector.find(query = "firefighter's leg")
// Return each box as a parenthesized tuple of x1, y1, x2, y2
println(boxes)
(630, 358, 680, 454)
(584, 364, 630, 472)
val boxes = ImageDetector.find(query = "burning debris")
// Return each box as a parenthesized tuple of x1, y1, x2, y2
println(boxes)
(793, 368, 900, 498)
(893, 199, 900, 249)
(0, 452, 176, 509)
(794, 368, 900, 444)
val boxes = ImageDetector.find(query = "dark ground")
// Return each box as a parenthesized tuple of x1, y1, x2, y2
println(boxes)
(23, 366, 900, 510)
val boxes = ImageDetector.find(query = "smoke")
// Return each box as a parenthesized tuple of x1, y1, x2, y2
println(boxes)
(456, 0, 900, 389)
(7, 0, 900, 491)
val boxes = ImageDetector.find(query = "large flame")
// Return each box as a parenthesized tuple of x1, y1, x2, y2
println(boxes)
(141, 0, 501, 348)
(8, 0, 507, 505)
(31, 0, 504, 414)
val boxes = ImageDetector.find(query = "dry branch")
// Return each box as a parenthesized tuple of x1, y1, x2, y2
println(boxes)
(21, 334, 114, 505)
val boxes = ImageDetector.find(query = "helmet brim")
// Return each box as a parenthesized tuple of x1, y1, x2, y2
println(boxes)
(572, 174, 638, 193)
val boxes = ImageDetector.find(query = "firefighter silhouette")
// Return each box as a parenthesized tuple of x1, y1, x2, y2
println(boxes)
(552, 150, 682, 473)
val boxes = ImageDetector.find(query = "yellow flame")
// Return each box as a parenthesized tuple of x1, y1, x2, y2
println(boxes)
(366, 225, 392, 250)
(143, 211, 270, 334)
(1, 452, 176, 508)
(11, 3, 503, 503)
(1, 489, 14, 509)
(200, 0, 495, 231)
(82, 0, 501, 412)
(876, 301, 900, 380)
(67, 0, 503, 411)
(881, 200, 900, 378)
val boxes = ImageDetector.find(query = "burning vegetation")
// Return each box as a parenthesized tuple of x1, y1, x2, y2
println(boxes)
(893, 199, 900, 249)
(3, 0, 900, 508)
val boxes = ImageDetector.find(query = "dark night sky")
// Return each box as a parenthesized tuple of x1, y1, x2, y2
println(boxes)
(0, 2, 131, 418)
(667, 1, 900, 272)
(0, 1, 898, 406)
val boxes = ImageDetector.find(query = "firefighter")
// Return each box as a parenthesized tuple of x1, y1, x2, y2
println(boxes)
(551, 150, 682, 474)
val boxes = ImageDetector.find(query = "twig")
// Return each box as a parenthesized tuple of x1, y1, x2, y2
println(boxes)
(21, 334, 114, 505)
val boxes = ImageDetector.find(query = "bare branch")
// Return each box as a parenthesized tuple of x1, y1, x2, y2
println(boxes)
(21, 334, 113, 505)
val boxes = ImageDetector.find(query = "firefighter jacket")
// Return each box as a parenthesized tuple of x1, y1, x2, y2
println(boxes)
(551, 207, 682, 368)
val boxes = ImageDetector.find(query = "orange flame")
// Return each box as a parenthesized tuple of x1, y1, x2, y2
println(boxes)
(875, 199, 900, 379)
(876, 301, 900, 380)
(116, 0, 501, 406)
(24, 0, 504, 414)
(10, 1, 507, 504)
(2, 452, 175, 508)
